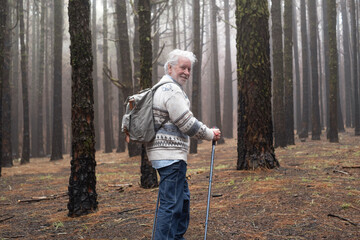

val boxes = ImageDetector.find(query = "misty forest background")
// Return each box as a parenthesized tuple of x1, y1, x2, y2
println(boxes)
(0, 0, 360, 181)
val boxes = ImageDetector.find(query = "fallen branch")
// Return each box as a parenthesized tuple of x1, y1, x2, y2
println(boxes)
(0, 215, 14, 223)
(118, 207, 141, 215)
(328, 213, 358, 226)
(333, 169, 350, 175)
(342, 166, 360, 169)
(108, 183, 133, 188)
(18, 193, 67, 203)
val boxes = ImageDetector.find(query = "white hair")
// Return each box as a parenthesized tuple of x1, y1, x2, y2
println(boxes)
(163, 49, 197, 74)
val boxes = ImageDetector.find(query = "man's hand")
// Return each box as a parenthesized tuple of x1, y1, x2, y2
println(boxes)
(212, 128, 221, 141)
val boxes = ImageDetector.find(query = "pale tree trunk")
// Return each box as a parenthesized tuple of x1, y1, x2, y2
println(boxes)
(92, 0, 100, 150)
(222, 0, 233, 139)
(309, 0, 321, 140)
(293, 0, 301, 133)
(36, 0, 46, 157)
(210, 0, 224, 144)
(102, 0, 112, 153)
(341, 1, 352, 128)
(11, 4, 20, 159)
(350, 0, 360, 135)
(299, 0, 310, 139)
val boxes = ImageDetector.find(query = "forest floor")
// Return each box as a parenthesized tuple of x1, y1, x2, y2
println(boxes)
(1, 129, 360, 240)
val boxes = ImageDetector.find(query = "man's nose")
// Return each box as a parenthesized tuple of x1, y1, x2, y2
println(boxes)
(184, 69, 190, 75)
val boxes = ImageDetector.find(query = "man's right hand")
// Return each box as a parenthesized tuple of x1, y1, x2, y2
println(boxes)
(212, 128, 221, 141)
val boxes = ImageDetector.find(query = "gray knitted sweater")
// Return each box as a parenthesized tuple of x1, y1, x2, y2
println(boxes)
(146, 75, 214, 162)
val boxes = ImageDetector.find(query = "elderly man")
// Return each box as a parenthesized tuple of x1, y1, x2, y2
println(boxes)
(147, 49, 221, 239)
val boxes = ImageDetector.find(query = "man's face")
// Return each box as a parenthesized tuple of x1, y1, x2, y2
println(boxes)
(168, 56, 191, 86)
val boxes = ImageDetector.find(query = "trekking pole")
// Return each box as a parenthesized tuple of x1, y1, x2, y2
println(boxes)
(204, 140, 216, 240)
(151, 190, 160, 240)
(151, 188, 160, 240)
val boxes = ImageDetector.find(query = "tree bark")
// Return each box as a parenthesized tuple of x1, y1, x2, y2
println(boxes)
(210, 0, 224, 144)
(2, 0, 12, 167)
(190, 0, 201, 154)
(92, 0, 100, 150)
(350, 0, 360, 135)
(138, 0, 158, 189)
(0, 0, 7, 174)
(19, 0, 30, 165)
(35, 0, 46, 157)
(51, 0, 64, 161)
(299, 0, 310, 139)
(67, 0, 97, 217)
(284, 0, 294, 145)
(115, 0, 133, 153)
(341, 1, 352, 128)
(236, 0, 279, 170)
(271, 0, 286, 147)
(222, 0, 233, 139)
(327, 0, 339, 142)
(293, 0, 301, 133)
(309, 0, 321, 140)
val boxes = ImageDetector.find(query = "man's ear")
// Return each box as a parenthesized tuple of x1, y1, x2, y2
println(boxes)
(168, 64, 172, 74)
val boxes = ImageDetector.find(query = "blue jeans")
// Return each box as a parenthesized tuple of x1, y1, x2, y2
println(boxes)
(154, 160, 190, 240)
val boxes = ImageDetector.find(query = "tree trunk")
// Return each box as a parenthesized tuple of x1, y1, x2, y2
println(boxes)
(0, 0, 7, 174)
(284, 0, 294, 145)
(309, 0, 321, 140)
(293, 0, 301, 133)
(190, 0, 201, 154)
(236, 0, 279, 170)
(19, 0, 30, 164)
(210, 0, 224, 144)
(44, 2, 51, 156)
(115, 0, 133, 153)
(299, 0, 310, 140)
(35, 0, 46, 157)
(92, 0, 100, 150)
(102, 0, 112, 153)
(172, 0, 177, 48)
(129, 0, 142, 157)
(323, 0, 330, 132)
(327, 0, 338, 142)
(138, 0, 158, 189)
(222, 0, 233, 139)
(67, 0, 98, 217)
(31, 1, 38, 157)
(11, 5, 20, 159)
(341, 1, 352, 128)
(2, 0, 12, 167)
(271, 0, 286, 147)
(350, 0, 360, 135)
(51, 0, 63, 161)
